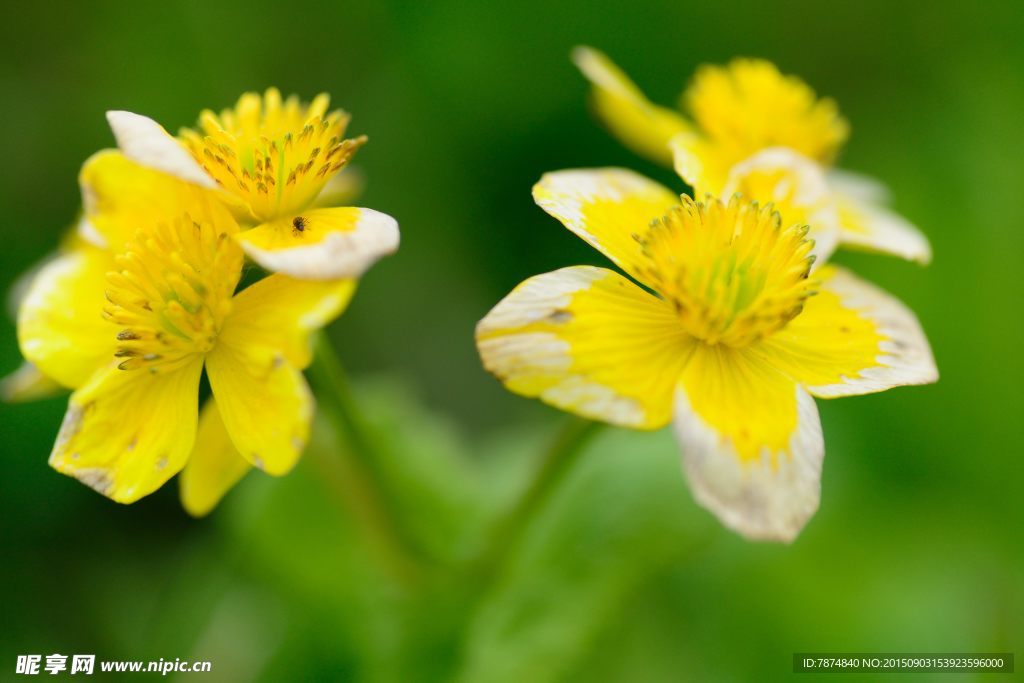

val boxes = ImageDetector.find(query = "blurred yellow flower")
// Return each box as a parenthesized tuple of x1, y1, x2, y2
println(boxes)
(16, 149, 380, 511)
(106, 88, 398, 280)
(574, 47, 931, 264)
(476, 171, 937, 540)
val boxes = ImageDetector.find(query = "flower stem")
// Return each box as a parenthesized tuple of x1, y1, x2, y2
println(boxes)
(474, 416, 602, 577)
(307, 332, 424, 585)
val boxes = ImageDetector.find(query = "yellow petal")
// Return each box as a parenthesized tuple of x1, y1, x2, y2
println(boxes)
(477, 266, 694, 429)
(670, 132, 731, 195)
(7, 250, 61, 317)
(572, 46, 691, 167)
(179, 399, 251, 517)
(49, 357, 204, 503)
(78, 149, 228, 250)
(674, 345, 823, 541)
(720, 148, 842, 265)
(205, 341, 314, 476)
(753, 265, 938, 398)
(237, 207, 399, 280)
(17, 247, 116, 389)
(105, 110, 217, 189)
(0, 362, 65, 403)
(532, 169, 680, 288)
(220, 273, 356, 370)
(829, 170, 932, 264)
(205, 273, 348, 474)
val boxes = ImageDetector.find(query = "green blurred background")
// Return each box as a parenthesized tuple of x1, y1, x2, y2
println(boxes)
(1, 1, 1021, 680)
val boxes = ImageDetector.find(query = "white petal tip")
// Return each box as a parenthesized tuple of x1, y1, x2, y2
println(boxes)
(242, 209, 399, 280)
(105, 110, 216, 189)
(806, 268, 939, 398)
(570, 45, 599, 69)
(676, 388, 824, 543)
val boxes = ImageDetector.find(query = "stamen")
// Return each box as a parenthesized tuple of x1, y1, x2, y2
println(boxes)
(639, 195, 817, 348)
(180, 88, 365, 221)
(686, 59, 849, 166)
(104, 214, 244, 372)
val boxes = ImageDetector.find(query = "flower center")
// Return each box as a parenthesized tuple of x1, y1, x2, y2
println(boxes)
(181, 88, 365, 222)
(639, 195, 817, 347)
(104, 214, 244, 372)
(685, 59, 848, 166)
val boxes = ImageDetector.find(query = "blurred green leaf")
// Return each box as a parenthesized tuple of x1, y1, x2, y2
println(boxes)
(214, 376, 502, 682)
(455, 428, 714, 683)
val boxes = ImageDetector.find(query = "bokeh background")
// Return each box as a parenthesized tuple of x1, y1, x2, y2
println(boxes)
(1, 1, 1022, 680)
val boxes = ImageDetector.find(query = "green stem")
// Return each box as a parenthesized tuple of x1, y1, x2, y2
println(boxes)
(307, 333, 424, 585)
(474, 416, 602, 578)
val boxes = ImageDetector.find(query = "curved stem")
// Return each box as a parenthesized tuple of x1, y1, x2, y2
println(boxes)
(474, 416, 602, 578)
(307, 333, 424, 585)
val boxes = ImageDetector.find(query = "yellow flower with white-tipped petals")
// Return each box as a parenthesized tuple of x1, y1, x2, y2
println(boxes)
(105, 88, 399, 280)
(16, 151, 378, 510)
(4, 134, 364, 382)
(476, 170, 937, 541)
(573, 47, 931, 264)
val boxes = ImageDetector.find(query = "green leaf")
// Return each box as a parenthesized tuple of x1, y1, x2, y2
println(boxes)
(217, 375, 499, 682)
(455, 427, 714, 683)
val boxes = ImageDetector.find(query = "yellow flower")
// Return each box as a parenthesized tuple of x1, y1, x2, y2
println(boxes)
(104, 88, 398, 280)
(18, 150, 238, 390)
(476, 170, 937, 541)
(16, 150, 381, 511)
(573, 47, 931, 264)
